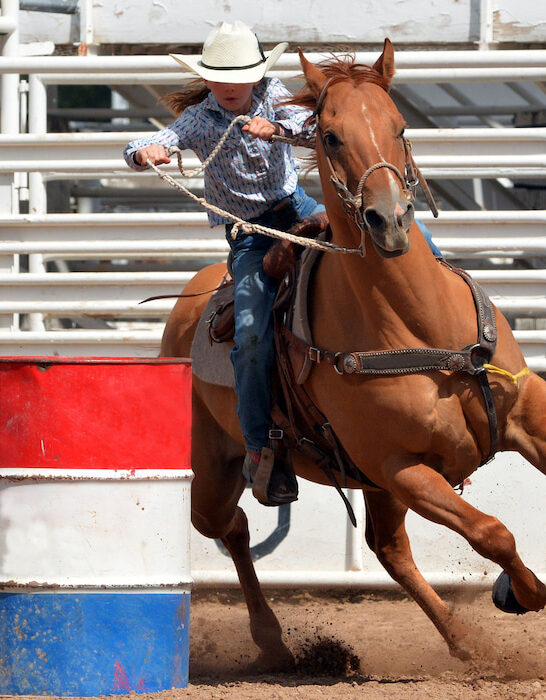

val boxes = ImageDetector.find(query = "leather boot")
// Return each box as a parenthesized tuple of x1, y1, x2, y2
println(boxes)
(243, 447, 298, 506)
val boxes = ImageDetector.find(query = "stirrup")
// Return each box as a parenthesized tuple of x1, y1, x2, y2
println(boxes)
(243, 447, 298, 507)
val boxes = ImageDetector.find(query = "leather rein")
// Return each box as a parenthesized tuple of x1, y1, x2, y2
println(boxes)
(314, 77, 439, 258)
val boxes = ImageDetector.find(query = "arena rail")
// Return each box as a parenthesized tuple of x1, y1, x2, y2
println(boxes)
(0, 208, 545, 369)
(1, 50, 546, 85)
(0, 52, 545, 364)
(1, 269, 544, 317)
(0, 128, 545, 177)
(0, 137, 545, 362)
(0, 55, 543, 359)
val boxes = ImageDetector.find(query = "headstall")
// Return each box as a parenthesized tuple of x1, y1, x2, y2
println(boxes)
(313, 77, 438, 256)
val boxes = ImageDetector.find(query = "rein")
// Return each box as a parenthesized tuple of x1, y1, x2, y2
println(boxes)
(139, 281, 232, 305)
(148, 77, 438, 260)
(147, 117, 361, 256)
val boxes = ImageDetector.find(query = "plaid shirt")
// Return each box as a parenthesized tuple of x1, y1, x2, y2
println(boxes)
(124, 77, 313, 227)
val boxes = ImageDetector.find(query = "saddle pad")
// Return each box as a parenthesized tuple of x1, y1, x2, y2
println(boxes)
(190, 294, 235, 388)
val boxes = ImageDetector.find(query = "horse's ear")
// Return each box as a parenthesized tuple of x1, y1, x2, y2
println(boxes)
(372, 38, 395, 91)
(298, 47, 328, 99)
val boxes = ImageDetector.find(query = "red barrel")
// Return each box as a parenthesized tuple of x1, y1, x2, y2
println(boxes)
(0, 356, 191, 469)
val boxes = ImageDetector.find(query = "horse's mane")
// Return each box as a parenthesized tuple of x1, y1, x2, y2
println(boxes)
(282, 54, 389, 170)
(283, 53, 390, 116)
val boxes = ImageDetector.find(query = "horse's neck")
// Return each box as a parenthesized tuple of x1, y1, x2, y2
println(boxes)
(313, 225, 459, 350)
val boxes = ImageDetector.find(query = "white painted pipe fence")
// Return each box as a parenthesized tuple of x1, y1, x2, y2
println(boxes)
(1, 50, 545, 71)
(1, 129, 545, 179)
(0, 52, 543, 365)
(1, 51, 546, 86)
(0, 211, 545, 369)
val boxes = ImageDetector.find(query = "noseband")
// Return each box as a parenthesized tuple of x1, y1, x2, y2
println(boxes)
(314, 77, 438, 255)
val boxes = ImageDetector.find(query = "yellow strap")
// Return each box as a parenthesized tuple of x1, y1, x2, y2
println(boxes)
(483, 363, 530, 387)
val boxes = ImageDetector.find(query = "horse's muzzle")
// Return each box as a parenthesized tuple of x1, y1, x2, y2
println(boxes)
(363, 200, 414, 257)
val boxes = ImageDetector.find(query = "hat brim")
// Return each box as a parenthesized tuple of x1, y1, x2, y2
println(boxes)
(170, 42, 288, 84)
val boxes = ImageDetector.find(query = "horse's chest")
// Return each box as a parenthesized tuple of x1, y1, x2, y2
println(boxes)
(308, 371, 473, 459)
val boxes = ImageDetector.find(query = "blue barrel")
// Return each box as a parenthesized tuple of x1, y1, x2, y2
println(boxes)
(0, 592, 191, 694)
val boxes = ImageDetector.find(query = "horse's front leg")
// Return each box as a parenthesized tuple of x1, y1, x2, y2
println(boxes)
(383, 457, 546, 613)
(364, 489, 472, 660)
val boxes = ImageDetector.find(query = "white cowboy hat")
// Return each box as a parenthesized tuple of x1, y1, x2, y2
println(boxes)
(170, 21, 288, 84)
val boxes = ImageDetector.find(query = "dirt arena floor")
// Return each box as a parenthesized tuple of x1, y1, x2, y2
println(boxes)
(22, 586, 544, 700)
(180, 588, 545, 699)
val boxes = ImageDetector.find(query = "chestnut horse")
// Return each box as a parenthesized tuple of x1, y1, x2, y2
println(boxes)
(161, 40, 546, 666)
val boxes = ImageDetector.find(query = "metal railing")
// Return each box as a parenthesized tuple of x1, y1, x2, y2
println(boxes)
(0, 49, 544, 368)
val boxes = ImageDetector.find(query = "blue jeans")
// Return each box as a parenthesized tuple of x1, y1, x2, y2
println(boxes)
(416, 219, 443, 257)
(226, 186, 324, 452)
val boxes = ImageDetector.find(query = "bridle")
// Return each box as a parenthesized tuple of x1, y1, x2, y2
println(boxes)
(314, 77, 438, 256)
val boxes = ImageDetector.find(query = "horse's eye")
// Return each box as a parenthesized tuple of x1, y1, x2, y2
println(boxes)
(398, 127, 406, 138)
(324, 132, 340, 148)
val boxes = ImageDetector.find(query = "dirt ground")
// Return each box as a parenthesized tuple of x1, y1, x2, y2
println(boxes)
(178, 588, 545, 699)
(19, 586, 544, 700)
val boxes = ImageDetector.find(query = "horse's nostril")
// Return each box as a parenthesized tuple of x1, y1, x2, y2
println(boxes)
(393, 201, 405, 219)
(399, 202, 415, 230)
(364, 208, 386, 233)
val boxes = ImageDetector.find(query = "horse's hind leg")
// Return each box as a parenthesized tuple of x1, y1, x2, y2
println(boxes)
(384, 458, 546, 613)
(191, 392, 293, 670)
(220, 506, 294, 670)
(194, 500, 292, 669)
(364, 490, 472, 660)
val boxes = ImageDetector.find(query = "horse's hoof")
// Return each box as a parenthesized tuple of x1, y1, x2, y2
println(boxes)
(492, 570, 531, 615)
(251, 647, 295, 673)
(449, 641, 472, 662)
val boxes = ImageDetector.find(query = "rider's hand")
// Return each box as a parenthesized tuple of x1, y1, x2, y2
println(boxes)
(135, 145, 171, 167)
(242, 117, 282, 141)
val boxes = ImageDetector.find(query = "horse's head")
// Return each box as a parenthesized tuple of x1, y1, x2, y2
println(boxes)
(299, 40, 431, 258)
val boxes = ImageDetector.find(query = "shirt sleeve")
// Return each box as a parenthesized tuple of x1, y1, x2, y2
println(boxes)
(270, 78, 315, 138)
(123, 109, 200, 171)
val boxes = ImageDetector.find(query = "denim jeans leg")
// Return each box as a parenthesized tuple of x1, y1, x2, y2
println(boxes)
(226, 185, 323, 452)
(291, 184, 325, 219)
(416, 219, 443, 258)
(229, 237, 278, 453)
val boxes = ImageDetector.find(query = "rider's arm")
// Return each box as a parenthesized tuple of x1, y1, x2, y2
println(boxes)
(269, 77, 315, 138)
(123, 108, 199, 171)
(124, 124, 180, 171)
(242, 79, 314, 144)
